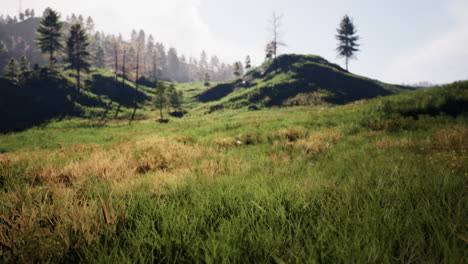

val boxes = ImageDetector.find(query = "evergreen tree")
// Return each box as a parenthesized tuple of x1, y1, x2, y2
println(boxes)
(95, 45, 106, 68)
(0, 41, 8, 66)
(37, 8, 63, 66)
(19, 12, 25, 21)
(86, 16, 95, 34)
(31, 9, 35, 18)
(245, 55, 251, 70)
(19, 55, 30, 72)
(203, 72, 210, 88)
(155, 81, 167, 120)
(65, 23, 91, 92)
(167, 83, 180, 110)
(78, 15, 84, 25)
(19, 56, 31, 83)
(336, 15, 360, 71)
(5, 59, 18, 81)
(233, 62, 241, 78)
(167, 47, 180, 80)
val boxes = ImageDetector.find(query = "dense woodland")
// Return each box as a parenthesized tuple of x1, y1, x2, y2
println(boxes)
(0, 8, 240, 83)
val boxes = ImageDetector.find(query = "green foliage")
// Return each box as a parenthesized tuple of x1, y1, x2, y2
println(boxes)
(4, 58, 18, 81)
(65, 23, 91, 91)
(167, 83, 181, 110)
(233, 62, 241, 78)
(94, 45, 106, 68)
(36, 8, 63, 66)
(204, 72, 210, 88)
(196, 54, 412, 113)
(0, 82, 466, 262)
(155, 81, 167, 119)
(336, 15, 360, 71)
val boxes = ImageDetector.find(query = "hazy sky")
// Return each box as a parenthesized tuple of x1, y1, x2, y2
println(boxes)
(2, 0, 467, 84)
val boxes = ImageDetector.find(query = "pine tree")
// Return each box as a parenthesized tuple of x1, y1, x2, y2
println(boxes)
(95, 45, 106, 68)
(86, 16, 95, 34)
(233, 62, 241, 78)
(19, 56, 31, 83)
(336, 15, 360, 71)
(19, 56, 30, 72)
(65, 23, 91, 92)
(167, 83, 180, 110)
(245, 55, 251, 70)
(203, 72, 210, 88)
(37, 8, 63, 66)
(0, 41, 8, 65)
(5, 59, 18, 81)
(155, 81, 167, 120)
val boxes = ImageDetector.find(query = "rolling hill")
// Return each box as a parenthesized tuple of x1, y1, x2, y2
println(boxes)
(196, 54, 414, 113)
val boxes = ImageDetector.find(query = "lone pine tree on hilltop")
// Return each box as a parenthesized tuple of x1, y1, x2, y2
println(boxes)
(37, 8, 63, 66)
(336, 15, 360, 71)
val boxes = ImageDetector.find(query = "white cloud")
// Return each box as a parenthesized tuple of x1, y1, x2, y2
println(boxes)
(383, 0, 468, 84)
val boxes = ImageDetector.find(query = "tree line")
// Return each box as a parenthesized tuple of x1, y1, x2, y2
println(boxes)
(0, 8, 240, 83)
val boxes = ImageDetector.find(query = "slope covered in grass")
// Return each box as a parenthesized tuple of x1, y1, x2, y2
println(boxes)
(0, 68, 159, 132)
(0, 81, 466, 263)
(196, 54, 414, 113)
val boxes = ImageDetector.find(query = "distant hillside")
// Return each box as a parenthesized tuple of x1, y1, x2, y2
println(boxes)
(196, 54, 414, 112)
(0, 14, 236, 83)
(0, 17, 46, 67)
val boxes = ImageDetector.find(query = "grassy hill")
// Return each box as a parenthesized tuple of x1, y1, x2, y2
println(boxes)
(195, 54, 414, 113)
(0, 68, 160, 132)
(0, 81, 466, 262)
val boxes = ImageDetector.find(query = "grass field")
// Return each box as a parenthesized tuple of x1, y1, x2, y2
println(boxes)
(0, 82, 467, 263)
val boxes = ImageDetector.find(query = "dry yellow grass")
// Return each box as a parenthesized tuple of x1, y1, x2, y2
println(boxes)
(292, 131, 343, 155)
(374, 138, 416, 149)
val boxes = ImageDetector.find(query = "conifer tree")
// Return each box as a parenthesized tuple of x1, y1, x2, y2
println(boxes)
(167, 84, 180, 110)
(245, 55, 251, 70)
(65, 23, 91, 92)
(95, 45, 106, 68)
(203, 72, 210, 88)
(86, 16, 95, 34)
(155, 81, 167, 120)
(37, 8, 63, 66)
(19, 56, 31, 83)
(5, 59, 18, 81)
(0, 41, 8, 66)
(233, 62, 241, 78)
(336, 15, 360, 71)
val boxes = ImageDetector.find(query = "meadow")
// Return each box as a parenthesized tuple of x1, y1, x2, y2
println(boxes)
(0, 82, 466, 263)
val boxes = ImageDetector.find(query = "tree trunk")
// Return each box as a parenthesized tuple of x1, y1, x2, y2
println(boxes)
(116, 47, 126, 120)
(346, 56, 348, 71)
(77, 67, 80, 92)
(49, 50, 53, 67)
(130, 44, 140, 124)
(114, 41, 119, 81)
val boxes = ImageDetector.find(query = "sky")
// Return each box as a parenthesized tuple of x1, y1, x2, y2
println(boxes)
(2, 0, 467, 84)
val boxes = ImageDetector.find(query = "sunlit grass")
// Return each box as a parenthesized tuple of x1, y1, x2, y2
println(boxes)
(0, 82, 467, 263)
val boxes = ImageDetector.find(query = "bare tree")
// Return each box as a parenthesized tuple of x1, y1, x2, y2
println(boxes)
(130, 42, 141, 123)
(266, 12, 286, 61)
(113, 37, 119, 82)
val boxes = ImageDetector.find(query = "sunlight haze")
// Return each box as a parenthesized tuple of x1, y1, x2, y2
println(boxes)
(2, 0, 467, 84)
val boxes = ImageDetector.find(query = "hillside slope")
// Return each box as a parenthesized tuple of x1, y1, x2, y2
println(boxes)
(196, 54, 413, 112)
